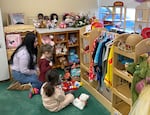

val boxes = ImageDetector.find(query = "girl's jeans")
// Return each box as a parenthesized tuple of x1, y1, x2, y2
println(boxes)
(12, 70, 42, 89)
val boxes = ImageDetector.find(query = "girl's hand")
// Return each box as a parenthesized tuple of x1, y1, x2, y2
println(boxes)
(49, 61, 53, 66)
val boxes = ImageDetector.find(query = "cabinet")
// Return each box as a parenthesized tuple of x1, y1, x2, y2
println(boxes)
(134, 2, 150, 33)
(36, 28, 80, 68)
(4, 25, 35, 79)
(99, 6, 126, 30)
(111, 34, 150, 115)
(79, 26, 112, 112)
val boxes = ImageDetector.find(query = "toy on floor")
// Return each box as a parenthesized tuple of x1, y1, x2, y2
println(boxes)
(61, 80, 82, 93)
(71, 63, 80, 81)
(63, 66, 72, 81)
(73, 93, 90, 110)
(29, 88, 40, 98)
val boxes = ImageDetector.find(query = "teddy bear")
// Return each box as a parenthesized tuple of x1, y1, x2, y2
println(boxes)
(73, 93, 90, 110)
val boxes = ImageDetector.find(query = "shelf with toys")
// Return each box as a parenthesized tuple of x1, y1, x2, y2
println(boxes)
(36, 27, 80, 69)
(111, 33, 150, 115)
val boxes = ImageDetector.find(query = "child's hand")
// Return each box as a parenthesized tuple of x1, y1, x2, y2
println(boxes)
(49, 61, 53, 66)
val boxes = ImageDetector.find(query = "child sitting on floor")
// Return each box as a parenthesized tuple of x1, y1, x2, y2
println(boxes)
(40, 69, 74, 112)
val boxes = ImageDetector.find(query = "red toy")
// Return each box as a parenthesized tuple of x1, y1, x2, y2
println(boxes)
(61, 80, 82, 93)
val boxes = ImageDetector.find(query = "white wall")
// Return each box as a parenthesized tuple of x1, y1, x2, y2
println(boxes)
(0, 0, 98, 26)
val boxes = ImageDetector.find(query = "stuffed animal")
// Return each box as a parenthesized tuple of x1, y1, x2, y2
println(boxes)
(71, 63, 80, 81)
(73, 93, 90, 110)
(126, 55, 150, 104)
(68, 49, 80, 64)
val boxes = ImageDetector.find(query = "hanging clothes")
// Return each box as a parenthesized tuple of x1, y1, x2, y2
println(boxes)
(104, 45, 114, 87)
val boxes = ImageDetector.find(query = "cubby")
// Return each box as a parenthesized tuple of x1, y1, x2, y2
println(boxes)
(36, 28, 80, 68)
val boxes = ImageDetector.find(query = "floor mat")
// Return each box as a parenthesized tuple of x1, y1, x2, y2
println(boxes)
(0, 81, 110, 115)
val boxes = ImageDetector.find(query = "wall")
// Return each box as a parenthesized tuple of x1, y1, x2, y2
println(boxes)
(0, 0, 98, 26)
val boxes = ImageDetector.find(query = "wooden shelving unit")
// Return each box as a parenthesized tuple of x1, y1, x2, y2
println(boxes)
(36, 28, 80, 68)
(79, 26, 113, 112)
(99, 5, 126, 30)
(134, 2, 150, 33)
(111, 34, 150, 115)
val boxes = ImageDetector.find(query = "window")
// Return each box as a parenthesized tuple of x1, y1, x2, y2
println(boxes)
(98, 7, 135, 32)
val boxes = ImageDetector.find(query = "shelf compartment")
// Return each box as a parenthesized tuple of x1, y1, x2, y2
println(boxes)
(80, 50, 90, 66)
(112, 83, 132, 105)
(114, 101, 130, 115)
(114, 46, 136, 60)
(80, 63, 89, 72)
(114, 67, 133, 83)
(112, 94, 131, 115)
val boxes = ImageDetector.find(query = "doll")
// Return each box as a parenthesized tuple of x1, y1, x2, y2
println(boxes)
(63, 13, 74, 27)
(50, 13, 58, 28)
(37, 13, 44, 21)
(63, 67, 71, 81)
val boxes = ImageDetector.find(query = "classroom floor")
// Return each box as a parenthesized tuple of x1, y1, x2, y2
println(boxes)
(0, 81, 110, 115)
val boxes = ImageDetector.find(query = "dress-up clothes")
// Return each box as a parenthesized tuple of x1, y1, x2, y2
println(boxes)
(38, 59, 52, 83)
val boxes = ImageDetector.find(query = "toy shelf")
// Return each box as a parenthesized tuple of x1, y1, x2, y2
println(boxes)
(112, 33, 150, 115)
(36, 27, 80, 68)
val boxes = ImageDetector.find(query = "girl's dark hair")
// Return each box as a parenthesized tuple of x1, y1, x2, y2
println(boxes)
(43, 69, 59, 97)
(9, 32, 37, 69)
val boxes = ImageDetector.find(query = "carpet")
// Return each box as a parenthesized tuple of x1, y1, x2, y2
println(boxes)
(0, 81, 110, 115)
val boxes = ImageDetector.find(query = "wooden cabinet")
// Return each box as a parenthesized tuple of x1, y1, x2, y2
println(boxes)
(134, 2, 150, 33)
(79, 26, 112, 112)
(36, 28, 80, 68)
(111, 34, 150, 115)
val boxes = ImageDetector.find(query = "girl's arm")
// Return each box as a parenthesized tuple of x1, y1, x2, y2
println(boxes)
(54, 86, 65, 102)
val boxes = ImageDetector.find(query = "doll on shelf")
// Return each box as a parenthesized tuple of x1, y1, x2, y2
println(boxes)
(37, 13, 44, 21)
(50, 13, 58, 28)
(63, 13, 74, 27)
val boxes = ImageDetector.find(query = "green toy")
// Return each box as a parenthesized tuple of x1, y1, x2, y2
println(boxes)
(126, 55, 150, 104)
